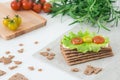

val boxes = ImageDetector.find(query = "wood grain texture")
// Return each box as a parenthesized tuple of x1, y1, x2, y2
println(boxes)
(0, 2, 47, 40)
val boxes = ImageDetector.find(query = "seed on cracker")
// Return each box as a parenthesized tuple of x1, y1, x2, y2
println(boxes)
(18, 49, 24, 53)
(40, 52, 49, 56)
(46, 48, 51, 51)
(28, 66, 34, 71)
(71, 68, 79, 72)
(14, 61, 22, 65)
(9, 66, 18, 70)
(0, 70, 6, 76)
(8, 73, 28, 80)
(47, 55, 54, 60)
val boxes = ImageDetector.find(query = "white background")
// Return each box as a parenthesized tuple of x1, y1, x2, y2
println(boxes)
(0, 0, 120, 80)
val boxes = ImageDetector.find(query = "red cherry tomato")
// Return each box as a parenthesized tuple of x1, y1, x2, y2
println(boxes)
(93, 36, 105, 44)
(32, 3, 42, 13)
(71, 38, 83, 45)
(43, 2, 52, 13)
(11, 0, 21, 11)
(22, 0, 33, 10)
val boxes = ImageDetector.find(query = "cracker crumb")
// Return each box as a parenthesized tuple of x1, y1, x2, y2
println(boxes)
(19, 43, 24, 46)
(84, 65, 94, 75)
(9, 66, 18, 70)
(0, 70, 6, 76)
(46, 48, 51, 51)
(14, 61, 22, 65)
(18, 49, 24, 53)
(8, 55, 15, 59)
(2, 57, 12, 65)
(9, 73, 28, 80)
(28, 66, 34, 71)
(38, 68, 42, 72)
(40, 52, 49, 56)
(47, 55, 54, 60)
(5, 51, 11, 54)
(94, 68, 102, 74)
(49, 53, 55, 56)
(0, 57, 4, 63)
(71, 68, 79, 72)
(84, 65, 102, 75)
(34, 41, 39, 44)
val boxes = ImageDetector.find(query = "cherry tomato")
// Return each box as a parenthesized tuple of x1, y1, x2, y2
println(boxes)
(93, 36, 105, 44)
(13, 15, 22, 26)
(8, 20, 18, 31)
(43, 2, 52, 13)
(71, 38, 83, 45)
(32, 2, 42, 13)
(40, 0, 46, 4)
(22, 0, 33, 10)
(3, 16, 10, 27)
(11, 0, 21, 11)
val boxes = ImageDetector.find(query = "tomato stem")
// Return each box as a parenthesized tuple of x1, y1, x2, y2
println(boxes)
(15, 15, 19, 18)
(16, 0, 19, 2)
(4, 15, 9, 19)
(35, 0, 40, 4)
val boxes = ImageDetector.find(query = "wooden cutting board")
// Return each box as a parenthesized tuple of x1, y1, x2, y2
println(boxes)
(0, 2, 47, 40)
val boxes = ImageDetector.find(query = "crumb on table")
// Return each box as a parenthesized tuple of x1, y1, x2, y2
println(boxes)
(14, 61, 22, 65)
(18, 49, 24, 53)
(19, 43, 24, 46)
(9, 66, 18, 70)
(8, 73, 28, 80)
(38, 68, 42, 72)
(71, 68, 79, 72)
(46, 48, 51, 51)
(84, 65, 102, 75)
(40, 52, 49, 56)
(5, 51, 11, 54)
(0, 70, 6, 76)
(28, 66, 34, 71)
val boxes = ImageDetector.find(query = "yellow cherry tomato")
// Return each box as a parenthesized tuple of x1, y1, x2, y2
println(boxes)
(83, 36, 92, 43)
(13, 15, 22, 26)
(3, 16, 10, 27)
(8, 20, 18, 31)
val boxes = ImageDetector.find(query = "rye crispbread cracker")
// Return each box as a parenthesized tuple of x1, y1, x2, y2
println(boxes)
(60, 45, 113, 66)
(9, 73, 28, 80)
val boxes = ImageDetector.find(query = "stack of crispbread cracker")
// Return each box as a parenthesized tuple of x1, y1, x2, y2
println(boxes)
(60, 45, 113, 66)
